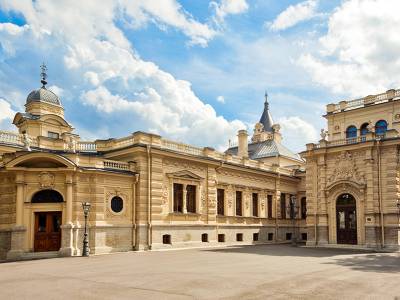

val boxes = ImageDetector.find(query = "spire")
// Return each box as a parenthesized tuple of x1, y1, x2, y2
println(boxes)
(259, 91, 274, 132)
(40, 62, 47, 88)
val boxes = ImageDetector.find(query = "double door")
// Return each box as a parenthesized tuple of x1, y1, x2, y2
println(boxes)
(34, 212, 62, 252)
(336, 207, 357, 244)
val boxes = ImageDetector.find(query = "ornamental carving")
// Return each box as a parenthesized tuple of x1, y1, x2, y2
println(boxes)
(327, 152, 365, 186)
(105, 189, 129, 218)
(38, 172, 55, 189)
(161, 184, 168, 205)
(209, 195, 216, 208)
(261, 200, 265, 210)
(227, 185, 234, 208)
(163, 159, 205, 172)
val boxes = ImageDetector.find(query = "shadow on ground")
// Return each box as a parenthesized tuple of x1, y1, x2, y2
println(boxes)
(323, 253, 400, 273)
(203, 244, 378, 258)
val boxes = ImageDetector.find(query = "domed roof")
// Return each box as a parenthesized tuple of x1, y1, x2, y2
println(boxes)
(26, 87, 61, 106)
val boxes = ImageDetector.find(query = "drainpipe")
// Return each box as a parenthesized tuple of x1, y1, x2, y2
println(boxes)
(376, 138, 385, 248)
(147, 145, 152, 250)
(132, 173, 139, 250)
(314, 163, 318, 246)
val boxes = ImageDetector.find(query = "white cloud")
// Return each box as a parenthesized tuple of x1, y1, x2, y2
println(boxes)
(278, 116, 318, 151)
(0, 98, 14, 121)
(0, 0, 244, 149)
(216, 95, 225, 103)
(121, 0, 217, 47)
(299, 0, 400, 96)
(211, 0, 248, 26)
(269, 0, 318, 31)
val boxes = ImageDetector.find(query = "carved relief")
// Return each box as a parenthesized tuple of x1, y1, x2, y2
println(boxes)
(227, 185, 233, 208)
(161, 184, 168, 205)
(163, 159, 205, 172)
(38, 172, 55, 189)
(327, 152, 365, 186)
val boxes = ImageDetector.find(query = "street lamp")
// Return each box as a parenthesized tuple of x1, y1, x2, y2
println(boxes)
(81, 202, 91, 257)
(287, 195, 299, 246)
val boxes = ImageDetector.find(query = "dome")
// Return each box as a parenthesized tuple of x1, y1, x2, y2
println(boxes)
(26, 87, 61, 106)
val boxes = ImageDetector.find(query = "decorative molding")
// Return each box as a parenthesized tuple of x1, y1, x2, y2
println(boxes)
(163, 159, 205, 172)
(327, 151, 365, 186)
(166, 170, 203, 181)
(38, 172, 55, 189)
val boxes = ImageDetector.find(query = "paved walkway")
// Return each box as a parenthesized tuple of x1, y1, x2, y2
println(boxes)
(0, 245, 399, 299)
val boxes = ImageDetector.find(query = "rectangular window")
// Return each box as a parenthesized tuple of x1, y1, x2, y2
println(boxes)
(252, 193, 258, 217)
(267, 195, 273, 219)
(236, 233, 243, 241)
(236, 191, 242, 216)
(186, 185, 196, 213)
(253, 233, 259, 241)
(163, 234, 171, 244)
(173, 183, 183, 213)
(280, 193, 286, 219)
(301, 197, 307, 219)
(301, 233, 307, 241)
(201, 233, 208, 242)
(286, 232, 292, 241)
(268, 233, 274, 241)
(217, 188, 225, 215)
(47, 131, 59, 139)
(218, 234, 225, 242)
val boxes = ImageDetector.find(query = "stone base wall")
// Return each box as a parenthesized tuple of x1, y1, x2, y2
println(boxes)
(150, 225, 308, 250)
(86, 225, 134, 255)
(0, 229, 11, 260)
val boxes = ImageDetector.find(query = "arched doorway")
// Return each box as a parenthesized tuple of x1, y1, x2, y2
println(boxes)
(336, 193, 357, 244)
(32, 190, 63, 252)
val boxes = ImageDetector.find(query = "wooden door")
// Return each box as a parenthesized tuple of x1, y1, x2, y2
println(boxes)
(34, 212, 62, 252)
(336, 194, 357, 245)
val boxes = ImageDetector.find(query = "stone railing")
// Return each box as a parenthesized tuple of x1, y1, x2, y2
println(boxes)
(307, 130, 398, 150)
(103, 160, 131, 171)
(0, 131, 38, 148)
(0, 129, 298, 177)
(161, 139, 203, 156)
(327, 89, 400, 114)
(76, 141, 97, 152)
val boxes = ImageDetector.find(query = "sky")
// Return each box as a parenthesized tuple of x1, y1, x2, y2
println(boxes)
(0, 0, 399, 152)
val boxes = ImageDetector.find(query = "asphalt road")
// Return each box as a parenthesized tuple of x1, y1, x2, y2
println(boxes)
(0, 245, 399, 299)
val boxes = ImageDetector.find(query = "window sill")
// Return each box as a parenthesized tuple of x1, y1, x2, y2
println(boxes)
(169, 212, 201, 216)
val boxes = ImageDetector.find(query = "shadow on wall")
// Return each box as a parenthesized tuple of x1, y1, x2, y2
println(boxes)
(323, 253, 400, 273)
(203, 244, 385, 258)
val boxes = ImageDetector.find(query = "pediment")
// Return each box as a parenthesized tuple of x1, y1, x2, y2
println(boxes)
(167, 170, 203, 180)
(6, 152, 76, 169)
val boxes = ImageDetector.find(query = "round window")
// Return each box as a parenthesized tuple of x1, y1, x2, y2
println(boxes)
(111, 196, 124, 213)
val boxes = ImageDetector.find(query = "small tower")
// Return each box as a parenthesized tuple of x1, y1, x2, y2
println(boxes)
(252, 91, 275, 142)
(13, 64, 74, 139)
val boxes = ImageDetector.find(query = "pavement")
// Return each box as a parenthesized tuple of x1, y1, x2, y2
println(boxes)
(0, 244, 399, 300)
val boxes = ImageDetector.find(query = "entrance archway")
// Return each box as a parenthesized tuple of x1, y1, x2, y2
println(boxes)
(336, 193, 357, 244)
(32, 190, 63, 252)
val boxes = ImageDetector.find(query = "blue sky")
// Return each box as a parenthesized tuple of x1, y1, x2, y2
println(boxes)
(0, 0, 398, 152)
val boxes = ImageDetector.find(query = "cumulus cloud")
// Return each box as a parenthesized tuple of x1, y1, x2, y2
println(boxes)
(0, 98, 14, 121)
(299, 0, 400, 96)
(278, 116, 318, 151)
(269, 0, 318, 31)
(0, 0, 244, 149)
(121, 0, 217, 47)
(211, 0, 248, 26)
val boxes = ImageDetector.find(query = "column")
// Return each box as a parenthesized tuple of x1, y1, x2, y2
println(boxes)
(182, 184, 187, 213)
(60, 173, 74, 256)
(7, 172, 26, 260)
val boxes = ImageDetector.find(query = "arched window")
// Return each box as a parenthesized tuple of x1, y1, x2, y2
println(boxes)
(346, 125, 357, 138)
(375, 120, 387, 135)
(360, 123, 369, 136)
(31, 189, 63, 203)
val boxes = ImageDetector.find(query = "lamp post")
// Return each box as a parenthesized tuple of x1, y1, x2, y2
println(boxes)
(81, 202, 91, 257)
(287, 195, 299, 246)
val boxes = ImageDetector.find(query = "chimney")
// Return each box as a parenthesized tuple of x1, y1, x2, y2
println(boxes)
(237, 129, 248, 158)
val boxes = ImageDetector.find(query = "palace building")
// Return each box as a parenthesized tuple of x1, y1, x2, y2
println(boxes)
(0, 70, 399, 260)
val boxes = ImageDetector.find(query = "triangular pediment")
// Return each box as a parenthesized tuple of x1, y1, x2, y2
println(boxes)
(167, 170, 203, 180)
